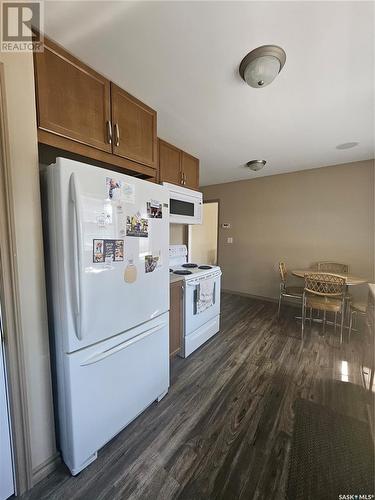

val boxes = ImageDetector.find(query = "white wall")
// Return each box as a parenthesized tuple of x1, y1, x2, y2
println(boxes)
(0, 53, 56, 477)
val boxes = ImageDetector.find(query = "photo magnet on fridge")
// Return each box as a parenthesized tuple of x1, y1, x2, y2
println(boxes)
(116, 203, 126, 237)
(145, 254, 159, 273)
(104, 240, 115, 260)
(106, 177, 123, 200)
(93, 239, 104, 263)
(115, 240, 124, 261)
(123, 182, 135, 204)
(93, 239, 124, 263)
(147, 200, 162, 218)
(126, 212, 148, 237)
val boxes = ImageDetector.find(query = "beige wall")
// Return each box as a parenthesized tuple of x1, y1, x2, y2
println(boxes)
(0, 54, 56, 477)
(202, 160, 375, 301)
(170, 223, 186, 245)
(189, 202, 218, 265)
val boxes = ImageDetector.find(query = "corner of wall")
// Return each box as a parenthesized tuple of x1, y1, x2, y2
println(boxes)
(0, 51, 57, 480)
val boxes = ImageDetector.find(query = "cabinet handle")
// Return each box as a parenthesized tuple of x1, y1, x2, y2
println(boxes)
(180, 171, 184, 185)
(106, 121, 112, 144)
(114, 123, 120, 147)
(183, 173, 186, 185)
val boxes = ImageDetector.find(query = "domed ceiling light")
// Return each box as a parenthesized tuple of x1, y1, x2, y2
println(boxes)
(336, 142, 359, 150)
(246, 160, 266, 171)
(239, 45, 286, 88)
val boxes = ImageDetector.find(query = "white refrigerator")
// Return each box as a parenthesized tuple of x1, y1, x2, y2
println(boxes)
(42, 158, 170, 475)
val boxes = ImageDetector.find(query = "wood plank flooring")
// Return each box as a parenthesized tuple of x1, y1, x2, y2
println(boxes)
(22, 293, 373, 500)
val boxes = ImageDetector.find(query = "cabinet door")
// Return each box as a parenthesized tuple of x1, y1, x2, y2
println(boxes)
(34, 39, 111, 152)
(169, 281, 183, 357)
(181, 152, 199, 190)
(111, 83, 157, 168)
(159, 139, 182, 186)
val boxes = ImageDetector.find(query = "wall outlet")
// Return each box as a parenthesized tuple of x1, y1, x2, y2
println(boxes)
(227, 237, 233, 244)
(221, 223, 231, 229)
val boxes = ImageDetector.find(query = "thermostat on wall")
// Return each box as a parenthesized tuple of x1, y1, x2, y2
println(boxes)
(221, 223, 231, 229)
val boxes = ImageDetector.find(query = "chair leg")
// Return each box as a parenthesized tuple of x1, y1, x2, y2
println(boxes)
(348, 311, 353, 342)
(334, 312, 337, 333)
(345, 291, 351, 325)
(340, 308, 345, 345)
(322, 309, 326, 335)
(309, 307, 312, 329)
(277, 293, 282, 319)
(301, 300, 305, 341)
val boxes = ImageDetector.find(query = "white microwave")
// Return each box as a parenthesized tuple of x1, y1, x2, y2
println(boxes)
(163, 183, 202, 225)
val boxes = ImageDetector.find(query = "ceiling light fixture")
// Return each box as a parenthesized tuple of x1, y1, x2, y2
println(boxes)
(336, 142, 359, 150)
(239, 45, 286, 88)
(246, 160, 266, 171)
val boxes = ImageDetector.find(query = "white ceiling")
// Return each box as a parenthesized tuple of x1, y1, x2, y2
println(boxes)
(43, 1, 375, 186)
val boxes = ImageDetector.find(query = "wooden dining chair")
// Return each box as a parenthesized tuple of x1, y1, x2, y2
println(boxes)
(277, 262, 303, 318)
(316, 262, 349, 273)
(301, 273, 346, 343)
(348, 301, 368, 342)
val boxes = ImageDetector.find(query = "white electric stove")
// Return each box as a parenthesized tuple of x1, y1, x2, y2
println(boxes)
(169, 245, 221, 357)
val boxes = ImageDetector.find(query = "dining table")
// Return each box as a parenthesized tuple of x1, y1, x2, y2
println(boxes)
(291, 270, 368, 286)
(291, 270, 368, 333)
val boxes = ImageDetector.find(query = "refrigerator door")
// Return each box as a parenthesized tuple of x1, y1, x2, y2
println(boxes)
(44, 158, 169, 353)
(58, 313, 169, 475)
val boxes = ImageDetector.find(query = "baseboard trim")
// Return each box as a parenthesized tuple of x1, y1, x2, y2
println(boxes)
(221, 288, 301, 308)
(32, 451, 61, 486)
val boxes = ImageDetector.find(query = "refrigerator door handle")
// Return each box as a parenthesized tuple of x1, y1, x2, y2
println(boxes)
(80, 322, 167, 366)
(69, 173, 84, 341)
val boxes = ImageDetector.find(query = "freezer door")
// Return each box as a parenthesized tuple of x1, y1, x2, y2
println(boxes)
(45, 158, 169, 353)
(59, 313, 169, 475)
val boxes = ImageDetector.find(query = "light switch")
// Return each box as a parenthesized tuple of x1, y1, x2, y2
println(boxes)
(227, 237, 233, 244)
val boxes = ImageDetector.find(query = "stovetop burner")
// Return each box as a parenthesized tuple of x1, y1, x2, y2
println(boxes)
(198, 265, 213, 269)
(174, 269, 193, 275)
(182, 263, 198, 268)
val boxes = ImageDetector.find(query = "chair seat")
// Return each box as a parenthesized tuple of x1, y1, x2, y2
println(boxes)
(284, 286, 303, 297)
(306, 295, 343, 313)
(351, 302, 367, 314)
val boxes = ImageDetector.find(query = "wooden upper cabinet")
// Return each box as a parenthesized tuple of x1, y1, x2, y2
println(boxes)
(158, 139, 200, 190)
(181, 152, 199, 190)
(158, 139, 182, 186)
(111, 83, 157, 168)
(34, 38, 112, 152)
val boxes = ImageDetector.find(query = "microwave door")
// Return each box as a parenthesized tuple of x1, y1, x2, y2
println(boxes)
(169, 195, 202, 224)
(170, 198, 195, 217)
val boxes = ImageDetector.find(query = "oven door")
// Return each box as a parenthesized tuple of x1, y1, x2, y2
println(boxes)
(164, 183, 202, 224)
(184, 272, 221, 335)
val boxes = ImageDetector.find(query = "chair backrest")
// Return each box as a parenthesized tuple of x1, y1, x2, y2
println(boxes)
(316, 262, 349, 273)
(279, 262, 287, 283)
(304, 273, 346, 297)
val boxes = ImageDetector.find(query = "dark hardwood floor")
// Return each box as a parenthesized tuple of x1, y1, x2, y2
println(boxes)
(22, 293, 373, 500)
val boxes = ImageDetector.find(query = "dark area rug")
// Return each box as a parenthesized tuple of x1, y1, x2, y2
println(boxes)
(286, 398, 374, 500)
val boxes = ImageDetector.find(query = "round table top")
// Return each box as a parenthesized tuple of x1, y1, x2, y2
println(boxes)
(291, 270, 368, 286)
